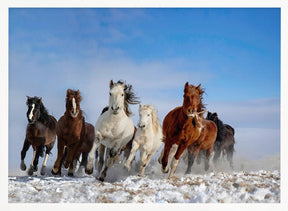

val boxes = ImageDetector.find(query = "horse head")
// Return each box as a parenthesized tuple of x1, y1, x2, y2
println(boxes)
(206, 111, 219, 122)
(182, 82, 205, 117)
(137, 104, 154, 129)
(66, 89, 82, 118)
(109, 80, 139, 116)
(26, 96, 42, 124)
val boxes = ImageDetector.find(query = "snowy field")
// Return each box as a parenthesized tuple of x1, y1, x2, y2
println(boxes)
(8, 155, 280, 203)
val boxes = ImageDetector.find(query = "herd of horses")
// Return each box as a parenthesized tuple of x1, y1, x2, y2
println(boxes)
(20, 80, 235, 181)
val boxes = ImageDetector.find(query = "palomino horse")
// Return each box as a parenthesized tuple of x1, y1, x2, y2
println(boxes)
(52, 89, 87, 176)
(206, 111, 235, 169)
(185, 112, 217, 174)
(20, 96, 57, 175)
(159, 82, 206, 179)
(125, 104, 163, 176)
(87, 80, 139, 181)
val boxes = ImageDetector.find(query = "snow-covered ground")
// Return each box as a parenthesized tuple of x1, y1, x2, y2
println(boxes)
(8, 155, 280, 203)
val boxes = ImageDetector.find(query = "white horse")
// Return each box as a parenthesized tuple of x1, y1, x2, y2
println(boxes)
(87, 80, 139, 181)
(125, 104, 163, 177)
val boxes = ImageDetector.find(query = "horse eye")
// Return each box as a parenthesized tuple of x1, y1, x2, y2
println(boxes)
(147, 114, 150, 116)
(109, 92, 111, 96)
(121, 93, 124, 97)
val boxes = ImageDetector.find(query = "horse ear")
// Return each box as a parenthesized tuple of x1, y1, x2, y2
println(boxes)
(39, 97, 42, 104)
(66, 89, 71, 96)
(139, 104, 143, 109)
(110, 80, 114, 89)
(196, 84, 201, 90)
(184, 82, 189, 89)
(76, 89, 80, 95)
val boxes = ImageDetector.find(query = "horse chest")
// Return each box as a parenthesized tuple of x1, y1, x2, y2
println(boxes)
(60, 120, 83, 143)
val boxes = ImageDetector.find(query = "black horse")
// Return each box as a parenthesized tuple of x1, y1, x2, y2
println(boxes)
(20, 96, 57, 175)
(206, 111, 235, 169)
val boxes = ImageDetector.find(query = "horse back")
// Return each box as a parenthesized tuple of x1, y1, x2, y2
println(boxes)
(198, 119, 217, 149)
(44, 115, 57, 145)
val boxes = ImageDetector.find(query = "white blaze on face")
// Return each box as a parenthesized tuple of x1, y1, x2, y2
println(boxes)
(29, 104, 35, 120)
(72, 98, 76, 114)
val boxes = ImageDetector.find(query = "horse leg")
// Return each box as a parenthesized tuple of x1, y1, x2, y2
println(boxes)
(96, 144, 105, 174)
(52, 140, 65, 176)
(161, 141, 173, 174)
(122, 140, 133, 165)
(86, 140, 100, 175)
(185, 147, 195, 174)
(168, 143, 187, 179)
(28, 141, 44, 175)
(98, 150, 115, 182)
(227, 145, 234, 170)
(124, 141, 140, 171)
(204, 147, 213, 171)
(20, 138, 30, 171)
(158, 147, 164, 164)
(139, 152, 153, 177)
(196, 150, 202, 165)
(41, 142, 54, 176)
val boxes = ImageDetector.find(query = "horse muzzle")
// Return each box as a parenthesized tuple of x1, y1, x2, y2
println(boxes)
(70, 110, 79, 118)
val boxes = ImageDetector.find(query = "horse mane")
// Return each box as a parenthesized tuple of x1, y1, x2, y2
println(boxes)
(196, 85, 206, 113)
(113, 80, 140, 116)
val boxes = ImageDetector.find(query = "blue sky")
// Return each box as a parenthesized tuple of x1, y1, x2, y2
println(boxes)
(9, 8, 280, 169)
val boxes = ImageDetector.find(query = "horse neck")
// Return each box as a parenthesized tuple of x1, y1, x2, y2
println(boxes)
(64, 110, 83, 122)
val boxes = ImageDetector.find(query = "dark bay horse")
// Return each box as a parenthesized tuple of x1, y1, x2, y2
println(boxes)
(206, 111, 235, 169)
(159, 82, 206, 179)
(20, 96, 57, 175)
(52, 89, 89, 176)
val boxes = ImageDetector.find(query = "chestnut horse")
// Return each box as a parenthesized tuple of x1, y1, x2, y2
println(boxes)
(52, 89, 87, 176)
(159, 82, 206, 179)
(20, 96, 57, 176)
(185, 114, 218, 174)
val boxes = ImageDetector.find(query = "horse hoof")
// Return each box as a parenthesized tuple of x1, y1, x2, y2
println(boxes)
(85, 168, 93, 175)
(68, 172, 74, 177)
(161, 166, 169, 174)
(28, 168, 34, 176)
(98, 176, 105, 182)
(40, 167, 46, 176)
(51, 169, 61, 176)
(20, 162, 27, 171)
(185, 170, 191, 175)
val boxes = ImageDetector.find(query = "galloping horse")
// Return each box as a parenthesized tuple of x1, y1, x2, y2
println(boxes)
(87, 80, 139, 181)
(74, 122, 95, 174)
(52, 89, 86, 176)
(185, 113, 217, 174)
(206, 111, 235, 169)
(159, 82, 206, 179)
(125, 104, 163, 176)
(20, 96, 57, 176)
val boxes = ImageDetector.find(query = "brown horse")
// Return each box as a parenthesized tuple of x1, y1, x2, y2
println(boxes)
(52, 89, 86, 176)
(185, 115, 218, 174)
(159, 82, 206, 179)
(75, 122, 95, 174)
(20, 96, 57, 176)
